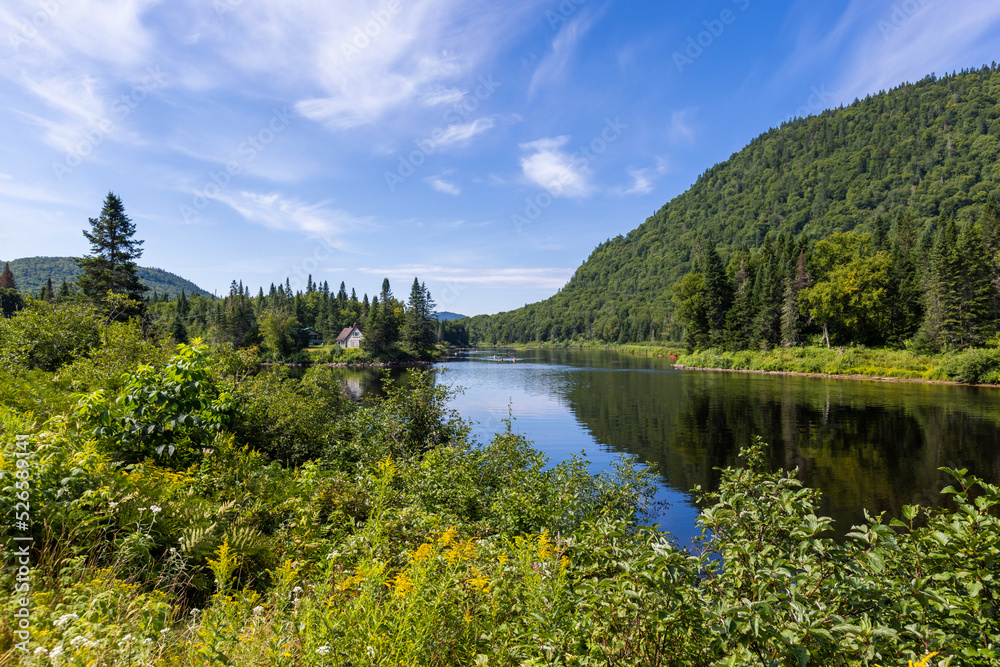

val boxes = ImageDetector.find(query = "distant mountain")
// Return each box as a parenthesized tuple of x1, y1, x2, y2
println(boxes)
(433, 311, 466, 321)
(1, 256, 213, 300)
(467, 66, 1000, 344)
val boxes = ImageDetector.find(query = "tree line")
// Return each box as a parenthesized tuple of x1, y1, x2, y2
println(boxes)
(1, 191, 464, 361)
(672, 197, 1000, 351)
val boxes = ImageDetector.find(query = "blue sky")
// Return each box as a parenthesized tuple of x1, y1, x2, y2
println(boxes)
(1, 0, 999, 315)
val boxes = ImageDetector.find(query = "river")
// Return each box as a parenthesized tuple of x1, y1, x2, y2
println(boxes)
(330, 347, 1000, 546)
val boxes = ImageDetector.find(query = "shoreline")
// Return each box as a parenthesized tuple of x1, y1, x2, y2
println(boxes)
(260, 360, 435, 368)
(671, 363, 1000, 388)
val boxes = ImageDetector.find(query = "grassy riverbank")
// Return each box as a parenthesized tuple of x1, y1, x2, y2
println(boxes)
(2, 301, 998, 664)
(503, 340, 1000, 385)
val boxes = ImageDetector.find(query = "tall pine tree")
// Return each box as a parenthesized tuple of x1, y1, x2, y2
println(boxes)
(75, 192, 147, 312)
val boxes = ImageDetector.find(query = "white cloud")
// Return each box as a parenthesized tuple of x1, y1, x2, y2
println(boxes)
(834, 1, 1000, 101)
(618, 158, 669, 196)
(529, 12, 595, 98)
(427, 176, 461, 196)
(239, 0, 542, 130)
(422, 87, 465, 107)
(211, 191, 367, 244)
(518, 136, 591, 198)
(668, 109, 696, 143)
(433, 117, 496, 148)
(358, 264, 574, 290)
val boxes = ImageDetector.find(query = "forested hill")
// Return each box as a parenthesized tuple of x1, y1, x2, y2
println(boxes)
(1, 256, 213, 299)
(467, 65, 1000, 344)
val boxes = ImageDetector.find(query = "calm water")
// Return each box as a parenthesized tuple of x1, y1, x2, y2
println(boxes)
(330, 348, 1000, 546)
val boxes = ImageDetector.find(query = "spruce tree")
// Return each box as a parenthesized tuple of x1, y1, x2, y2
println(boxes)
(405, 278, 436, 354)
(953, 222, 991, 347)
(75, 192, 147, 308)
(0, 262, 15, 290)
(703, 246, 732, 347)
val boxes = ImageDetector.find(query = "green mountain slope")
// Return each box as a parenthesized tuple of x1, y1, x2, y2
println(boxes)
(468, 66, 1000, 344)
(1, 256, 213, 300)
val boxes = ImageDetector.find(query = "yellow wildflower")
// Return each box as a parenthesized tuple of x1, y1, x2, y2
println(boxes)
(410, 542, 434, 564)
(446, 538, 477, 564)
(467, 570, 490, 592)
(537, 530, 552, 560)
(439, 526, 458, 548)
(391, 570, 414, 596)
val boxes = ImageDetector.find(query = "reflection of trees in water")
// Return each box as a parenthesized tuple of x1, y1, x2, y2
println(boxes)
(563, 369, 1000, 535)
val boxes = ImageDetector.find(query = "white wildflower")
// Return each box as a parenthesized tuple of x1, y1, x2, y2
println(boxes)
(33, 646, 48, 655)
(316, 646, 331, 655)
(252, 606, 265, 615)
(108, 501, 118, 508)
(49, 646, 64, 659)
(143, 638, 154, 645)
(53, 613, 79, 627)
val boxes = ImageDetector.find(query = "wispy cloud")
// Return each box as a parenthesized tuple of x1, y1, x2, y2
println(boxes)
(618, 158, 669, 196)
(262, 0, 542, 130)
(434, 117, 496, 148)
(427, 175, 461, 195)
(834, 1, 1000, 100)
(668, 109, 696, 143)
(212, 190, 367, 244)
(773, 0, 1000, 109)
(359, 264, 574, 290)
(518, 136, 591, 198)
(529, 11, 596, 98)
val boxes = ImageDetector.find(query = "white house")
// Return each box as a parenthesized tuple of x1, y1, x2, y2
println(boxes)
(335, 323, 363, 349)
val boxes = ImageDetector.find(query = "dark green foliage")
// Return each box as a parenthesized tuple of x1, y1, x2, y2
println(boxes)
(0, 262, 15, 289)
(75, 192, 148, 307)
(468, 67, 1000, 347)
(0, 300, 101, 371)
(0, 256, 212, 299)
(0, 288, 23, 318)
(74, 340, 232, 464)
(404, 278, 437, 355)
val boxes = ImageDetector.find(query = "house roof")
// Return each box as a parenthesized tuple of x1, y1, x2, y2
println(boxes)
(335, 323, 362, 342)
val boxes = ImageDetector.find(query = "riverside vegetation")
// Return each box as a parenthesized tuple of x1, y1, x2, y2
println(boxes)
(2, 299, 998, 665)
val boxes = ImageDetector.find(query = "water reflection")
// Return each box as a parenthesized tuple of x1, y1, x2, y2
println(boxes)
(301, 349, 1000, 541)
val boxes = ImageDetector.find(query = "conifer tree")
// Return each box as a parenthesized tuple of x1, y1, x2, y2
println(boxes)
(0, 262, 15, 290)
(405, 278, 437, 354)
(953, 222, 991, 347)
(75, 192, 147, 309)
(703, 245, 732, 347)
